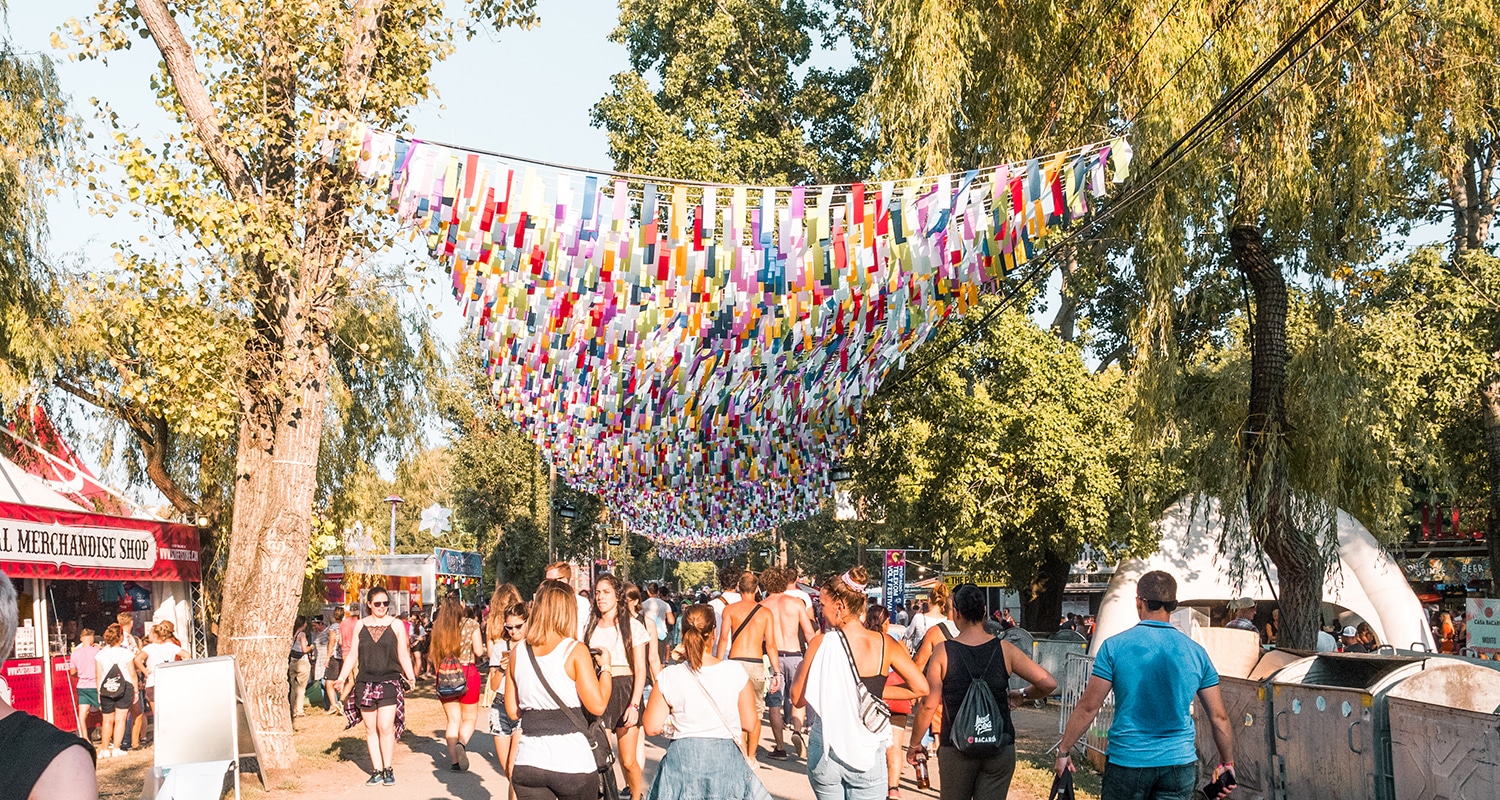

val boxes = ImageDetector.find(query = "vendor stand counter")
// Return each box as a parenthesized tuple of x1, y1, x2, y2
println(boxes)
(0, 500, 201, 730)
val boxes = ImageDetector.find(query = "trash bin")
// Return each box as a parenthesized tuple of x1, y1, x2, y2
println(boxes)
(1385, 658, 1500, 800)
(1000, 627, 1035, 693)
(1032, 630, 1088, 700)
(1270, 653, 1428, 800)
(1193, 650, 1306, 800)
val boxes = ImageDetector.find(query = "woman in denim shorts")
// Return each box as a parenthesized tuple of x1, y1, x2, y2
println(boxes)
(489, 598, 526, 782)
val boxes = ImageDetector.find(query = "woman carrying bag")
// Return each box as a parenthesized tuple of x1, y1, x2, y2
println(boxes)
(642, 604, 770, 800)
(505, 583, 614, 800)
(907, 584, 1057, 800)
(431, 592, 487, 771)
(792, 567, 928, 800)
(336, 587, 416, 787)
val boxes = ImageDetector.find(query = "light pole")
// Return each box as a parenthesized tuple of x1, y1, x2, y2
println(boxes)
(384, 495, 404, 554)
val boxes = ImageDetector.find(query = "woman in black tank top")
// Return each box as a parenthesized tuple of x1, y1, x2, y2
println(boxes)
(906, 585, 1057, 800)
(334, 587, 414, 787)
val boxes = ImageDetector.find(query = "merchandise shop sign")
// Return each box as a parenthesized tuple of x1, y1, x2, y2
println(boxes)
(0, 519, 157, 572)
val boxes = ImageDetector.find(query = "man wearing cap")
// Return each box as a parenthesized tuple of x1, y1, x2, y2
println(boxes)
(1226, 597, 1257, 632)
(1340, 626, 1371, 653)
(1057, 570, 1237, 800)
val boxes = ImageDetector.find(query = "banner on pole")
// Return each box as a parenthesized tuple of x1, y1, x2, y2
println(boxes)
(884, 550, 906, 617)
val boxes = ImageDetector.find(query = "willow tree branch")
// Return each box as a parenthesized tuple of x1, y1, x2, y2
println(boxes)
(133, 0, 261, 204)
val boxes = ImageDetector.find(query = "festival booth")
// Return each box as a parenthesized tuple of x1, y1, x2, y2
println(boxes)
(322, 547, 482, 614)
(0, 460, 202, 731)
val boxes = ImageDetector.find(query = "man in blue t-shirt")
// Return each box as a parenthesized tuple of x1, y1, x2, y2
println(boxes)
(1056, 571, 1237, 799)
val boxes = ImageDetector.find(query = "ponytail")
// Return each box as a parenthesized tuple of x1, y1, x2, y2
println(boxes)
(680, 604, 715, 672)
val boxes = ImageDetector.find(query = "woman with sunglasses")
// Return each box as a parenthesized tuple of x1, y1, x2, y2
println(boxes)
(337, 587, 415, 786)
(486, 583, 524, 793)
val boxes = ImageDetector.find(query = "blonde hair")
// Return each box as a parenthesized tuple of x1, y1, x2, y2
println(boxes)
(822, 566, 870, 618)
(927, 582, 951, 612)
(544, 561, 573, 581)
(488, 583, 522, 642)
(527, 584, 578, 646)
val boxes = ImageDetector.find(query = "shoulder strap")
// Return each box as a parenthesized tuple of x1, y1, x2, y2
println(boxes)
(523, 642, 593, 738)
(836, 630, 866, 687)
(731, 603, 763, 642)
(938, 621, 954, 640)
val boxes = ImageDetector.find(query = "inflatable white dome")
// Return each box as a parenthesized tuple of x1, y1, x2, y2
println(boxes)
(1092, 496, 1435, 653)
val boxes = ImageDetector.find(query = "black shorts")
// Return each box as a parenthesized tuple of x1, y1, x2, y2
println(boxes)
(100, 684, 135, 715)
(599, 674, 636, 729)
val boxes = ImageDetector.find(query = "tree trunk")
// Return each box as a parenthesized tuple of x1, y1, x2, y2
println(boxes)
(136, 0, 390, 771)
(1451, 137, 1500, 596)
(1232, 225, 1325, 650)
(1020, 547, 1069, 634)
(1482, 376, 1500, 596)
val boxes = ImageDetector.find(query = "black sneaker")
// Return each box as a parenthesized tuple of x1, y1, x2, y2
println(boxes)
(365, 771, 383, 786)
(769, 748, 790, 760)
(382, 767, 395, 786)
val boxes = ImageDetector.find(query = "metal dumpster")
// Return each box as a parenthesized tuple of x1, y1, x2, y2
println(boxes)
(1033, 630, 1088, 698)
(1192, 650, 1307, 800)
(1270, 653, 1428, 800)
(999, 627, 1035, 693)
(1385, 659, 1500, 800)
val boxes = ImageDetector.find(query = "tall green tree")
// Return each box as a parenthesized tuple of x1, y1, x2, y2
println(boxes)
(62, 0, 530, 769)
(857, 0, 1497, 647)
(0, 3, 70, 400)
(852, 305, 1158, 629)
(436, 344, 602, 594)
(593, 0, 872, 185)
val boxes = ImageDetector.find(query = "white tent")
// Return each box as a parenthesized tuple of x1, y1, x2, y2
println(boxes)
(0, 453, 86, 511)
(1093, 496, 1434, 653)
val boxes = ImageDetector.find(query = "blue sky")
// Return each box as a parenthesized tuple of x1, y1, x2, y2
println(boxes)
(3, 1, 632, 494)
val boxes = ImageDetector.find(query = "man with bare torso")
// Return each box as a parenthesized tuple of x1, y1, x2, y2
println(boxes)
(760, 566, 815, 760)
(716, 570, 782, 759)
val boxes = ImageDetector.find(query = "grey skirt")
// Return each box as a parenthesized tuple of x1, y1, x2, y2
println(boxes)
(647, 737, 771, 800)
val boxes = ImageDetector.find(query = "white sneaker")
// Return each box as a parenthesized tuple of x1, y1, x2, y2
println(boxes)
(98, 749, 113, 759)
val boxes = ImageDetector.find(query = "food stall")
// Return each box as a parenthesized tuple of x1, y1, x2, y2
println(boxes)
(0, 498, 202, 731)
(323, 547, 482, 614)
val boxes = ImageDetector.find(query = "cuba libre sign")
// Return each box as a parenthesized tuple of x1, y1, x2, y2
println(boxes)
(0, 520, 157, 572)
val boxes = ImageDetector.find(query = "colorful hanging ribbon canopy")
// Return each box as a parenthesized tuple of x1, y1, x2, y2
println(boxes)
(345, 126, 1132, 556)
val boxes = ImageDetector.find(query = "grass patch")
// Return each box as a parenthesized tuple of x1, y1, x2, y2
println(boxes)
(1011, 752, 1101, 799)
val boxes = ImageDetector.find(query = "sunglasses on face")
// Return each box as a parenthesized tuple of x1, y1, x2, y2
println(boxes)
(504, 624, 524, 632)
(370, 601, 389, 608)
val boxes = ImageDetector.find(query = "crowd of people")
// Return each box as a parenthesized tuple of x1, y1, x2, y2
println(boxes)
(0, 562, 1252, 800)
(294, 562, 1116, 800)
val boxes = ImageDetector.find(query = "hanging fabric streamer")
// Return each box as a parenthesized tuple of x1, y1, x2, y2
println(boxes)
(343, 125, 1131, 555)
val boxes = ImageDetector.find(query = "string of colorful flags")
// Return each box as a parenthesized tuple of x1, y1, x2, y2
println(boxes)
(342, 124, 1132, 556)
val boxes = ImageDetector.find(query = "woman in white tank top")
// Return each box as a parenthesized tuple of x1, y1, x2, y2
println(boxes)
(505, 584, 613, 800)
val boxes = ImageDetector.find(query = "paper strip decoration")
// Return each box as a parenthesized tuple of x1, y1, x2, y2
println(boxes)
(343, 125, 1131, 557)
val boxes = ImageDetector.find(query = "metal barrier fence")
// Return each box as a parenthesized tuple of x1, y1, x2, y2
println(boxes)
(1058, 651, 1111, 756)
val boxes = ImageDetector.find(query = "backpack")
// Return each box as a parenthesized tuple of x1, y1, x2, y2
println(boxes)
(949, 643, 1010, 757)
(436, 656, 468, 699)
(99, 663, 128, 700)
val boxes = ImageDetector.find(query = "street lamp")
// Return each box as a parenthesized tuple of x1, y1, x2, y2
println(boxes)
(829, 461, 852, 482)
(384, 495, 404, 554)
(559, 503, 578, 520)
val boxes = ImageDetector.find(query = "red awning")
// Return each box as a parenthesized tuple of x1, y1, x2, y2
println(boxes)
(0, 500, 200, 582)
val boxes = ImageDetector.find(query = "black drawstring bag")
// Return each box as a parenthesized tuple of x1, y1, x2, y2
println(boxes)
(1049, 769, 1076, 800)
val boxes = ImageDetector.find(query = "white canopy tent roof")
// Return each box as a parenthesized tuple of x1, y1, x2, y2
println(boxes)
(1093, 495, 1434, 653)
(0, 453, 85, 512)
